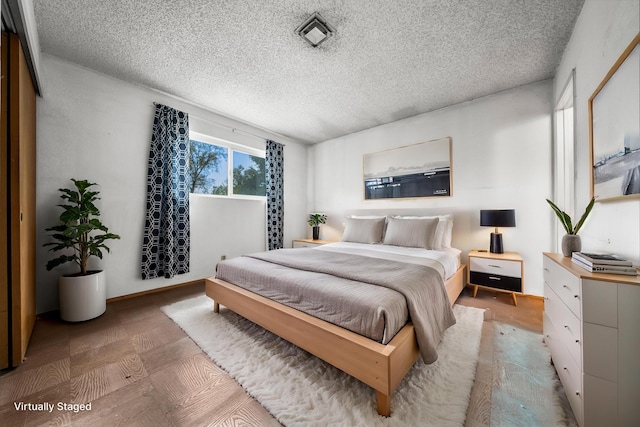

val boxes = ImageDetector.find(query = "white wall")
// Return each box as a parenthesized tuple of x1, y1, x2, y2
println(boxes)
(554, 0, 640, 264)
(309, 81, 554, 296)
(36, 54, 308, 313)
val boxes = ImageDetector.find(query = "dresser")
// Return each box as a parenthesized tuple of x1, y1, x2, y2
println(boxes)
(468, 250, 523, 305)
(543, 253, 640, 427)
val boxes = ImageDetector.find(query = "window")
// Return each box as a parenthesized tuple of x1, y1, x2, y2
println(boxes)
(553, 71, 575, 250)
(188, 132, 266, 197)
(233, 151, 266, 196)
(190, 139, 229, 195)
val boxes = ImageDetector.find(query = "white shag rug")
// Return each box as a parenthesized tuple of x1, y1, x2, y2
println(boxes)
(162, 296, 484, 427)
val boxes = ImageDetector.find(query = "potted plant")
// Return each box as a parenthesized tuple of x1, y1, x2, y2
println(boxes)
(44, 179, 120, 321)
(307, 213, 327, 240)
(546, 197, 595, 257)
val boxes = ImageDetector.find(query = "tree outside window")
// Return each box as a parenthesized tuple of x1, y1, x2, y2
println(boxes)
(189, 139, 228, 195)
(188, 139, 265, 197)
(233, 152, 266, 196)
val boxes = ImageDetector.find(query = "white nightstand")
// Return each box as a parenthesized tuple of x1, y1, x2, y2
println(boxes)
(468, 250, 524, 305)
(292, 239, 336, 248)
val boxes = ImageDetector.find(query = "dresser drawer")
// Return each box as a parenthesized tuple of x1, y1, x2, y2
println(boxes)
(545, 313, 584, 426)
(582, 279, 617, 328)
(470, 256, 522, 278)
(583, 322, 617, 382)
(543, 257, 581, 319)
(583, 374, 617, 427)
(544, 283, 582, 369)
(543, 312, 560, 360)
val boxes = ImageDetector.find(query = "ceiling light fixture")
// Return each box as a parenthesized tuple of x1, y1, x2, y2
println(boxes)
(296, 12, 335, 47)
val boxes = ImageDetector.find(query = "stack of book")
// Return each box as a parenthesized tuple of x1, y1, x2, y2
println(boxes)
(571, 252, 638, 276)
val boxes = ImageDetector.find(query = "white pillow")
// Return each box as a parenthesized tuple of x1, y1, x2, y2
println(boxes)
(438, 215, 453, 248)
(342, 217, 386, 244)
(383, 217, 439, 249)
(390, 215, 453, 249)
(349, 215, 388, 239)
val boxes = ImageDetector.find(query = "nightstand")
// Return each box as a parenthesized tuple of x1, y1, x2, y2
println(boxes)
(468, 250, 524, 305)
(292, 239, 336, 248)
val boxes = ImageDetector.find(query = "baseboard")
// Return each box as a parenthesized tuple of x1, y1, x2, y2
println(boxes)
(463, 284, 544, 300)
(106, 279, 205, 303)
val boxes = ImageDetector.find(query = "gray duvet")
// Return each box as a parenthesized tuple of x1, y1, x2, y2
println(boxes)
(215, 248, 456, 363)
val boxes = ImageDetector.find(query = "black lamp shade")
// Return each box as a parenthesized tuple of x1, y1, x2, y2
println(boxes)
(480, 209, 516, 253)
(480, 210, 516, 227)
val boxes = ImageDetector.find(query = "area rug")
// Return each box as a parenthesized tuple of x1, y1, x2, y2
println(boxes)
(490, 322, 578, 426)
(162, 296, 484, 427)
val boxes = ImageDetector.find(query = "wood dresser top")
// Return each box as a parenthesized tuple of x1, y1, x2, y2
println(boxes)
(543, 252, 640, 286)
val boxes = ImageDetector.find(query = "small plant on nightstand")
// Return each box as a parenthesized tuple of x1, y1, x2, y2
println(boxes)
(307, 213, 327, 240)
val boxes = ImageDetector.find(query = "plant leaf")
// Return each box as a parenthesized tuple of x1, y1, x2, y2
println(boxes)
(45, 254, 76, 271)
(546, 199, 572, 234)
(546, 197, 595, 235)
(573, 197, 595, 234)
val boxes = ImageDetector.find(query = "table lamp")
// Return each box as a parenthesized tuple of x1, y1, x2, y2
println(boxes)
(480, 209, 516, 254)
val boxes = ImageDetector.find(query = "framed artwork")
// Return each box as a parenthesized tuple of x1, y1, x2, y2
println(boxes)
(363, 137, 452, 200)
(589, 33, 640, 201)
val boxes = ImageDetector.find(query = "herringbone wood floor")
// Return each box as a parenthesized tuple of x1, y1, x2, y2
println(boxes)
(0, 282, 553, 426)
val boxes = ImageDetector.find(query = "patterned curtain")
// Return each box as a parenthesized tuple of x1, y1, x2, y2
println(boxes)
(141, 104, 191, 279)
(266, 140, 284, 250)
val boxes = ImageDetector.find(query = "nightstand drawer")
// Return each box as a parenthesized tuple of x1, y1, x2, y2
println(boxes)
(469, 271, 522, 292)
(293, 241, 318, 248)
(470, 256, 522, 278)
(292, 239, 335, 248)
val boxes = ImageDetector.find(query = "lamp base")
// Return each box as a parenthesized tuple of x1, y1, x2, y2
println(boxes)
(490, 232, 504, 254)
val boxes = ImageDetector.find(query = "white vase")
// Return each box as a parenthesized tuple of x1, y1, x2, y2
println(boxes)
(59, 270, 106, 322)
(561, 234, 581, 257)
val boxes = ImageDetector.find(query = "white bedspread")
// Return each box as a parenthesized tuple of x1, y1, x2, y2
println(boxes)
(315, 242, 461, 280)
(216, 242, 461, 355)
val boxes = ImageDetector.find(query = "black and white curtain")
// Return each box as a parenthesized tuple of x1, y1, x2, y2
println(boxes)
(266, 140, 284, 250)
(141, 103, 191, 279)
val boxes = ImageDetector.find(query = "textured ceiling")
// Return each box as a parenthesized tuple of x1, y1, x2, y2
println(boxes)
(33, 0, 584, 144)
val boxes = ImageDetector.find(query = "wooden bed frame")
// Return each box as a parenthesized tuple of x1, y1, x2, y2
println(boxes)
(205, 264, 466, 417)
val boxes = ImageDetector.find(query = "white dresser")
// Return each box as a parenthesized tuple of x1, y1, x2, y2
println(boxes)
(543, 253, 640, 427)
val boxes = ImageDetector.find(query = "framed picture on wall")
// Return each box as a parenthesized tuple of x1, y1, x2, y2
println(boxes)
(589, 33, 640, 202)
(363, 137, 452, 200)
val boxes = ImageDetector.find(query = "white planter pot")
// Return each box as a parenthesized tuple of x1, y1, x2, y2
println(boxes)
(59, 270, 106, 322)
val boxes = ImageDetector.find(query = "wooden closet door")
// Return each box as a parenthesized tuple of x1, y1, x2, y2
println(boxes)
(0, 32, 8, 369)
(10, 31, 37, 366)
(0, 32, 37, 368)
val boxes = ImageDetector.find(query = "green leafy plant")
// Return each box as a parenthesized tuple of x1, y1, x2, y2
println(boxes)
(307, 213, 327, 227)
(546, 197, 595, 235)
(44, 179, 120, 275)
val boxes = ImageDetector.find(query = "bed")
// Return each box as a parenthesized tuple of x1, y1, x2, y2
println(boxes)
(205, 215, 466, 416)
